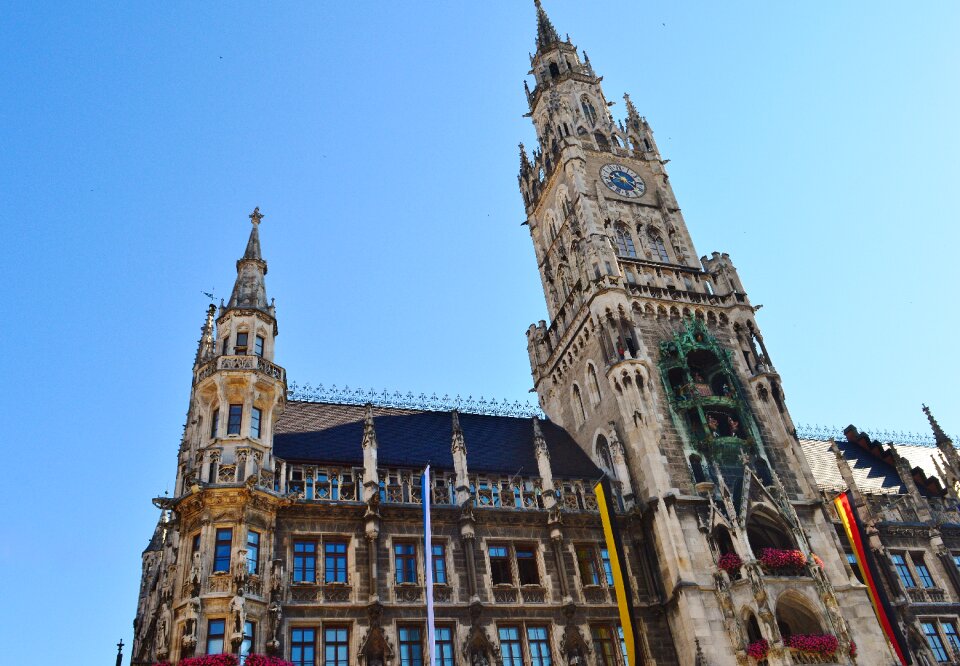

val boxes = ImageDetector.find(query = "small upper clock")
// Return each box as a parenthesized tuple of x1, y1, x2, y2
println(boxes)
(600, 163, 645, 198)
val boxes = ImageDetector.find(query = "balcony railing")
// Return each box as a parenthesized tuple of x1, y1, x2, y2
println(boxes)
(194, 354, 286, 385)
(281, 465, 616, 514)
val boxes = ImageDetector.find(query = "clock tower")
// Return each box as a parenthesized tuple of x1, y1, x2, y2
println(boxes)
(519, 2, 893, 663)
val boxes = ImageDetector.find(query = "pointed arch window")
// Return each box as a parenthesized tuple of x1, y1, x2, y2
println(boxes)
(614, 226, 637, 258)
(580, 95, 598, 125)
(572, 385, 586, 426)
(649, 233, 669, 262)
(587, 364, 602, 405)
(596, 435, 614, 475)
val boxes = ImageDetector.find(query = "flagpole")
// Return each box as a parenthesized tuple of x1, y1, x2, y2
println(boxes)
(423, 465, 436, 665)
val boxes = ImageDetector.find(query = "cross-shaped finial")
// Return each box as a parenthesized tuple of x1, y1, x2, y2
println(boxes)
(117, 639, 124, 653)
(249, 207, 264, 226)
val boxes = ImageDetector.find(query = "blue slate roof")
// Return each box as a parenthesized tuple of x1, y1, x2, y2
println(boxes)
(273, 401, 601, 478)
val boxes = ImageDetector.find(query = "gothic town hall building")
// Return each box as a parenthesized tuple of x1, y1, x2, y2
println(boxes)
(132, 4, 960, 666)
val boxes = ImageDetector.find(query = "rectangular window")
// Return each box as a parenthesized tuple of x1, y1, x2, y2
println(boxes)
(944, 622, 960, 655)
(240, 621, 254, 665)
(435, 626, 455, 666)
(251, 407, 262, 439)
(395, 543, 417, 584)
(324, 626, 349, 666)
(914, 554, 936, 589)
(576, 546, 600, 586)
(247, 531, 260, 575)
(592, 626, 618, 666)
(235, 331, 249, 354)
(923, 622, 948, 662)
(601, 547, 614, 586)
(210, 408, 219, 439)
(291, 628, 316, 666)
(227, 404, 243, 435)
(516, 547, 539, 585)
(432, 543, 447, 584)
(325, 541, 348, 583)
(399, 626, 424, 666)
(489, 545, 513, 585)
(255, 335, 265, 357)
(207, 619, 226, 655)
(528, 626, 552, 666)
(846, 553, 865, 584)
(498, 626, 523, 666)
(294, 541, 317, 583)
(892, 553, 916, 588)
(213, 528, 232, 572)
(618, 625, 628, 664)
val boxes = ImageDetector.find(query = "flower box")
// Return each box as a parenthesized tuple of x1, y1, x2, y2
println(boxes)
(786, 633, 839, 657)
(718, 553, 743, 573)
(746, 638, 769, 660)
(759, 548, 807, 573)
(180, 655, 239, 666)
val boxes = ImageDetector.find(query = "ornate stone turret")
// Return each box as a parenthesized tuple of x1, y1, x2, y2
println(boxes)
(533, 0, 560, 52)
(451, 410, 471, 506)
(361, 404, 380, 503)
(532, 416, 556, 510)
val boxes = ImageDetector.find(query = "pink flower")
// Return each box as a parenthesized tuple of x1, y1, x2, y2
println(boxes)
(787, 633, 839, 656)
(746, 639, 769, 659)
(849, 640, 857, 657)
(244, 656, 295, 666)
(180, 655, 240, 666)
(718, 553, 743, 573)
(759, 548, 807, 571)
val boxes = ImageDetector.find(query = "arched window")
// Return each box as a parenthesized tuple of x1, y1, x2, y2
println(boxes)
(587, 364, 602, 405)
(596, 435, 614, 474)
(580, 95, 598, 125)
(576, 126, 588, 138)
(649, 233, 669, 262)
(746, 509, 795, 553)
(612, 135, 624, 148)
(594, 132, 609, 150)
(614, 225, 637, 258)
(548, 62, 560, 78)
(572, 385, 586, 426)
(775, 592, 823, 639)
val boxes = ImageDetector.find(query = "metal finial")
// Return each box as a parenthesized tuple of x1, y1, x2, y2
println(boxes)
(249, 206, 264, 226)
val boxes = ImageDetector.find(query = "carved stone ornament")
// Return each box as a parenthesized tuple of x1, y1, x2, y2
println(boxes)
(358, 603, 394, 666)
(229, 594, 246, 645)
(155, 602, 172, 658)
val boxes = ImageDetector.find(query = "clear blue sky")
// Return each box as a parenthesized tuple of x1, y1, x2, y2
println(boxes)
(2, 1, 958, 662)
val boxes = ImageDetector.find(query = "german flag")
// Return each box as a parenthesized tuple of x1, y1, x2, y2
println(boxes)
(595, 477, 644, 666)
(834, 490, 910, 664)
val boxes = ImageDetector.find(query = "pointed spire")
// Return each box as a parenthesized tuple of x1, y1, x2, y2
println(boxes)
(519, 142, 531, 174)
(923, 404, 951, 445)
(533, 0, 561, 52)
(624, 93, 640, 124)
(195, 303, 217, 365)
(227, 207, 270, 313)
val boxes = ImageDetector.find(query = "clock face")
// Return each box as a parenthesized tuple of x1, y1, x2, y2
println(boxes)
(600, 163, 645, 198)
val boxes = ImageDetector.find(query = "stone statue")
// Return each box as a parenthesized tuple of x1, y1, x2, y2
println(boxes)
(234, 548, 249, 593)
(470, 651, 490, 666)
(229, 594, 246, 643)
(271, 559, 284, 599)
(155, 602, 171, 655)
(182, 596, 200, 649)
(190, 551, 202, 589)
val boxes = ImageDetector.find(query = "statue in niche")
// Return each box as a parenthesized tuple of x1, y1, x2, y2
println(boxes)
(182, 596, 200, 649)
(692, 372, 712, 396)
(707, 414, 720, 437)
(229, 593, 246, 644)
(728, 417, 741, 438)
(190, 551, 202, 592)
(270, 559, 284, 600)
(155, 602, 171, 655)
(233, 548, 249, 592)
(266, 601, 282, 653)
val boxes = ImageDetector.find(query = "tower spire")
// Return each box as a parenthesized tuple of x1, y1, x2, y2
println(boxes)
(923, 404, 951, 445)
(533, 0, 561, 52)
(226, 207, 270, 314)
(194, 303, 217, 366)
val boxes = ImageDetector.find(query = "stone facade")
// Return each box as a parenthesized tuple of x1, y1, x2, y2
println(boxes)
(132, 4, 960, 666)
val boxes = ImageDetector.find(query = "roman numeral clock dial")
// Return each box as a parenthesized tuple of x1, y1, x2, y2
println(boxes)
(600, 163, 645, 198)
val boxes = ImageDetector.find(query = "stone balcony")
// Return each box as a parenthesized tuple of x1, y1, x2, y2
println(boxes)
(194, 354, 286, 386)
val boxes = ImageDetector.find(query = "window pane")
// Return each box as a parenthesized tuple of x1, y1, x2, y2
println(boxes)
(891, 554, 915, 588)
(923, 622, 948, 662)
(294, 541, 317, 583)
(528, 626, 552, 666)
(228, 404, 243, 435)
(913, 555, 936, 589)
(435, 626, 455, 666)
(214, 529, 232, 572)
(292, 628, 315, 666)
(399, 626, 423, 666)
(240, 621, 255, 664)
(246, 531, 260, 575)
(592, 626, 617, 666)
(498, 626, 523, 666)
(432, 543, 447, 584)
(251, 407, 262, 439)
(517, 548, 539, 585)
(601, 548, 614, 586)
(207, 619, 226, 655)
(325, 541, 348, 583)
(324, 627, 349, 666)
(210, 408, 219, 438)
(943, 622, 960, 654)
(255, 335, 264, 357)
